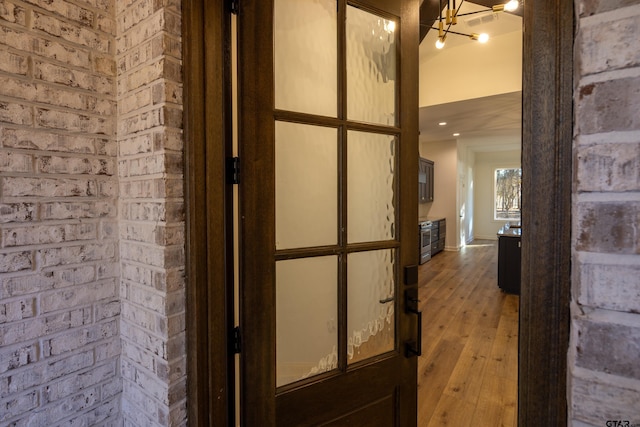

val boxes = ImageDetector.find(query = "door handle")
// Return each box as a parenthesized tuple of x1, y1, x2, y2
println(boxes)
(404, 289, 422, 357)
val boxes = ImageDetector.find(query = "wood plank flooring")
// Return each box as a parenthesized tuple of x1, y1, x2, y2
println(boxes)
(418, 240, 518, 427)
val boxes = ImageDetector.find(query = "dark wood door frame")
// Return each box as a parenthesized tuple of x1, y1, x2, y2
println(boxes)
(183, 0, 235, 425)
(519, 0, 573, 425)
(182, 0, 573, 425)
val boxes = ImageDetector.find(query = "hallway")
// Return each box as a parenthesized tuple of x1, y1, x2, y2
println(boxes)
(418, 240, 519, 426)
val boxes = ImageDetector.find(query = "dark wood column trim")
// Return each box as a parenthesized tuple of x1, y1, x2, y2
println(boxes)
(184, 0, 234, 425)
(519, 0, 573, 425)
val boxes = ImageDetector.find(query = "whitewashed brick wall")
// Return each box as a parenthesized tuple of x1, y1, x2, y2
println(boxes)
(0, 0, 121, 424)
(1, 0, 186, 424)
(571, 1, 640, 425)
(115, 0, 186, 425)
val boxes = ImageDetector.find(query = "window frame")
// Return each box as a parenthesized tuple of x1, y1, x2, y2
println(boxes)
(493, 166, 522, 221)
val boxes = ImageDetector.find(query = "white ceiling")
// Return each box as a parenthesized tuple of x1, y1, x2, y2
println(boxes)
(419, 91, 521, 142)
(418, 1, 522, 147)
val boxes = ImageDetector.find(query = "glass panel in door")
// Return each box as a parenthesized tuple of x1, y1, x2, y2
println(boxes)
(346, 5, 397, 125)
(347, 130, 396, 244)
(347, 249, 395, 364)
(276, 256, 338, 387)
(274, 0, 337, 117)
(275, 121, 338, 249)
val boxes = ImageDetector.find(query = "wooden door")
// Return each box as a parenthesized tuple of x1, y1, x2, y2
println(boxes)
(237, 0, 420, 425)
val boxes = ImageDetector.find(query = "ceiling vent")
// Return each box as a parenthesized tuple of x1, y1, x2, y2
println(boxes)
(465, 13, 498, 27)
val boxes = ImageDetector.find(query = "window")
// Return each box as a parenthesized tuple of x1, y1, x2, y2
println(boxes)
(494, 168, 522, 220)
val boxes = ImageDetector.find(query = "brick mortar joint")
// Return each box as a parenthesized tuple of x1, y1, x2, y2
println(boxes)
(0, 149, 118, 162)
(120, 343, 177, 369)
(115, 47, 182, 66)
(0, 170, 117, 178)
(115, 78, 179, 99)
(572, 304, 640, 328)
(116, 102, 184, 122)
(1, 12, 116, 56)
(114, 0, 178, 20)
(579, 3, 640, 27)
(0, 71, 117, 100)
(117, 126, 183, 142)
(115, 33, 182, 64)
(122, 378, 169, 404)
(575, 130, 640, 146)
(120, 343, 172, 368)
(11, 0, 117, 27)
(115, 8, 176, 41)
(575, 251, 640, 266)
(121, 279, 178, 299)
(36, 276, 117, 298)
(577, 65, 640, 86)
(39, 335, 122, 361)
(571, 365, 640, 391)
(117, 150, 183, 159)
(0, 98, 117, 126)
(0, 231, 118, 244)
(0, 237, 117, 254)
(575, 192, 640, 202)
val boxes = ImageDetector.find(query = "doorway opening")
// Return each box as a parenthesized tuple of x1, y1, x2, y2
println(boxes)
(416, 1, 522, 424)
(183, 0, 573, 425)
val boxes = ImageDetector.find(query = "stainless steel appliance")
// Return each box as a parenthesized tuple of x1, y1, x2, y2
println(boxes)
(419, 220, 432, 264)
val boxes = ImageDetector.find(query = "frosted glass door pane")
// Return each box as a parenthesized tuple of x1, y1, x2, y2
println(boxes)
(347, 131, 396, 243)
(276, 121, 337, 249)
(277, 256, 338, 387)
(347, 250, 395, 364)
(274, 0, 337, 117)
(346, 6, 397, 125)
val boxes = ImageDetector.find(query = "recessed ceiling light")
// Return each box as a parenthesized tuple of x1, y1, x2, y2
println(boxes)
(453, 133, 460, 136)
(438, 122, 447, 126)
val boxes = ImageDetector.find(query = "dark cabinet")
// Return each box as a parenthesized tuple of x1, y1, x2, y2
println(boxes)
(431, 218, 446, 255)
(497, 233, 521, 295)
(418, 158, 434, 203)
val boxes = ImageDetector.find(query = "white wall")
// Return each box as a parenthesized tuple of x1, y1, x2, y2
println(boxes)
(419, 139, 459, 250)
(472, 150, 521, 239)
(457, 147, 476, 245)
(419, 31, 523, 108)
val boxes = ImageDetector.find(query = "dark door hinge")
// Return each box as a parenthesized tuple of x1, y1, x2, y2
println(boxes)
(230, 0, 239, 15)
(227, 157, 240, 184)
(231, 326, 241, 354)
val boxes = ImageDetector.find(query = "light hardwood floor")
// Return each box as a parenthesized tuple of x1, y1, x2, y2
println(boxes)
(417, 240, 518, 427)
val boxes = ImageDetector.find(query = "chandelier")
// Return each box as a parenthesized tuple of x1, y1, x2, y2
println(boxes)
(433, 0, 520, 49)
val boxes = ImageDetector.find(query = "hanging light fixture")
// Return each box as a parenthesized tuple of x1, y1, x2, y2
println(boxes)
(435, 0, 446, 49)
(431, 0, 519, 49)
(470, 32, 490, 43)
(493, 0, 519, 12)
